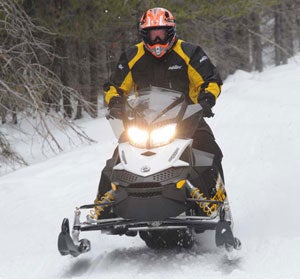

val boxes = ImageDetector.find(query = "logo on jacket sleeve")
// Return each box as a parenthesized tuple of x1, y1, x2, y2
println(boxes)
(199, 56, 208, 63)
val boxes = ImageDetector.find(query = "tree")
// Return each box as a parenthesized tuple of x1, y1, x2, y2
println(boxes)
(0, 0, 92, 167)
(249, 11, 263, 72)
(274, 0, 298, 65)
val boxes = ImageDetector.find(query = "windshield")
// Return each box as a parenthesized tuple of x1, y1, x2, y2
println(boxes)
(126, 87, 184, 125)
(109, 87, 202, 141)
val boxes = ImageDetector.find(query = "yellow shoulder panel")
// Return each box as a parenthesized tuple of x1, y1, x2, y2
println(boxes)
(172, 39, 205, 104)
(118, 42, 145, 96)
(105, 43, 144, 104)
(128, 42, 145, 69)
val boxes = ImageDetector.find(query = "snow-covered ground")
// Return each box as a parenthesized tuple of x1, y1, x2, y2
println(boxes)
(0, 54, 300, 279)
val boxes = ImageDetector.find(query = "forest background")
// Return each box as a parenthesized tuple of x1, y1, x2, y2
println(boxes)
(1, 0, 300, 167)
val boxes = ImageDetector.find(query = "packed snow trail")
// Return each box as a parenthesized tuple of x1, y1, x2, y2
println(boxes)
(0, 54, 300, 279)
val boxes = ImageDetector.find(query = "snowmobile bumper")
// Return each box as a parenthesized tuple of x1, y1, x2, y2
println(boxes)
(58, 201, 240, 257)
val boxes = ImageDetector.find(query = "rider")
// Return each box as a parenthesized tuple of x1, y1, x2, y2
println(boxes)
(91, 7, 224, 219)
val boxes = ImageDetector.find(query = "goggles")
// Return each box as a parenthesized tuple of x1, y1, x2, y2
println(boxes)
(147, 28, 168, 45)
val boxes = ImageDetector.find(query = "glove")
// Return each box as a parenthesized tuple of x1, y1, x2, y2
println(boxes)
(106, 96, 123, 120)
(198, 92, 216, 118)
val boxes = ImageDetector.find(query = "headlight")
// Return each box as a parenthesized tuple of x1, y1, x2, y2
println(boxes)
(127, 126, 148, 147)
(150, 124, 176, 147)
(127, 124, 176, 148)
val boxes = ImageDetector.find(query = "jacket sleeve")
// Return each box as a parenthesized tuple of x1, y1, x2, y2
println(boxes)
(189, 45, 223, 103)
(103, 51, 134, 105)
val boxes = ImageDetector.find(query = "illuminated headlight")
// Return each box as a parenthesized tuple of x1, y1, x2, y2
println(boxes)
(127, 126, 148, 147)
(150, 124, 176, 147)
(127, 124, 176, 148)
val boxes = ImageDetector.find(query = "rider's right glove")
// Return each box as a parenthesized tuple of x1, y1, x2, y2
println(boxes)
(106, 96, 123, 120)
(197, 92, 216, 118)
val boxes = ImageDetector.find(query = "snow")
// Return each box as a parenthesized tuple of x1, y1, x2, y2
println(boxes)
(1, 54, 300, 278)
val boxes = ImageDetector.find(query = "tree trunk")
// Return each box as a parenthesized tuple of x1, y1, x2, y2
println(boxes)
(274, 3, 293, 65)
(78, 41, 91, 117)
(250, 12, 263, 72)
(61, 39, 72, 118)
(285, 1, 295, 58)
(235, 17, 251, 72)
(296, 2, 300, 52)
(50, 38, 63, 112)
(73, 40, 83, 119)
(88, 39, 99, 118)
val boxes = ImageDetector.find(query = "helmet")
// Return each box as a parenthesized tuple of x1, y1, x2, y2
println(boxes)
(139, 7, 176, 58)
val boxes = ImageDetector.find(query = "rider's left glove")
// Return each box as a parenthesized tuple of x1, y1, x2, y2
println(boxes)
(198, 92, 216, 118)
(106, 96, 123, 120)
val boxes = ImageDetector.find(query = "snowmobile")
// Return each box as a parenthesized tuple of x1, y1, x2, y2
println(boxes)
(58, 86, 241, 257)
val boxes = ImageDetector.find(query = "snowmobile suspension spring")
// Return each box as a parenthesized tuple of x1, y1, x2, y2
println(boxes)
(89, 190, 115, 219)
(190, 187, 218, 216)
(186, 180, 225, 217)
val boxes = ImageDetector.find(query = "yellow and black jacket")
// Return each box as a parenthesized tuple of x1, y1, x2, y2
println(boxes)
(104, 39, 222, 105)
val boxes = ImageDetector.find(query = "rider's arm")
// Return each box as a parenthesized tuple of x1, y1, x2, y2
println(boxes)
(175, 41, 222, 104)
(188, 45, 222, 104)
(104, 43, 144, 105)
(103, 51, 132, 104)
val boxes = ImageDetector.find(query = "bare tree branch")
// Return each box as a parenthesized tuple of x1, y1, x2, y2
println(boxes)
(0, 0, 95, 168)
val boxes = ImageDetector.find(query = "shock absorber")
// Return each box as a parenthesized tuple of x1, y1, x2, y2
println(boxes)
(88, 189, 115, 220)
(185, 180, 223, 217)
